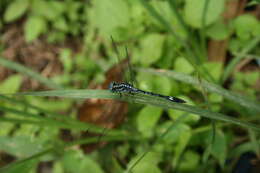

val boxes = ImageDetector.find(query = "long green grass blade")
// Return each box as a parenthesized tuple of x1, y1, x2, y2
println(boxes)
(137, 68, 260, 113)
(14, 89, 260, 132)
(0, 57, 62, 89)
(0, 104, 124, 136)
(0, 95, 81, 123)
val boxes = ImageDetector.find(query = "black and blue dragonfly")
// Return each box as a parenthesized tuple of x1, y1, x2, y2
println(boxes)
(108, 36, 186, 104)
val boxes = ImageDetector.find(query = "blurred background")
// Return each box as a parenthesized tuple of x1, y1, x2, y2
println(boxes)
(0, 0, 260, 172)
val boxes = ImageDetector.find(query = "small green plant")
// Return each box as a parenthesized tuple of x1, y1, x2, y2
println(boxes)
(1, 0, 260, 172)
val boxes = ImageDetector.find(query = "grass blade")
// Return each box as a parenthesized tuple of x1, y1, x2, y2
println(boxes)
(0, 57, 62, 89)
(14, 89, 260, 132)
(137, 68, 260, 113)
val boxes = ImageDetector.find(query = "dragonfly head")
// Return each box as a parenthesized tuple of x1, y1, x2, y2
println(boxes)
(108, 82, 116, 91)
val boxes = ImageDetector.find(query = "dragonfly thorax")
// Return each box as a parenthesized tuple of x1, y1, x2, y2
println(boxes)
(108, 81, 136, 93)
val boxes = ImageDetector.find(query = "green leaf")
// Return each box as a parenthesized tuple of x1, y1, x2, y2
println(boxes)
(31, 0, 64, 20)
(131, 162, 161, 173)
(207, 130, 227, 168)
(149, 1, 187, 38)
(178, 150, 200, 171)
(0, 74, 22, 93)
(234, 14, 259, 40)
(153, 76, 172, 95)
(24, 16, 47, 42)
(80, 157, 104, 173)
(137, 73, 172, 96)
(88, 0, 130, 36)
(62, 150, 104, 173)
(139, 34, 165, 66)
(206, 21, 230, 40)
(137, 106, 162, 137)
(53, 16, 68, 32)
(174, 57, 194, 74)
(0, 136, 43, 157)
(168, 104, 200, 124)
(159, 122, 190, 144)
(184, 0, 225, 28)
(53, 161, 64, 173)
(4, 0, 29, 22)
(128, 152, 162, 173)
(244, 72, 259, 86)
(202, 62, 223, 81)
(208, 93, 223, 103)
(173, 124, 191, 166)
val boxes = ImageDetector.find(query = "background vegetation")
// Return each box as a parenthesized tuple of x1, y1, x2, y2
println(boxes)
(0, 0, 260, 172)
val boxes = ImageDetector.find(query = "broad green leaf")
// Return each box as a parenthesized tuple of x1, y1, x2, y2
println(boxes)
(206, 21, 230, 40)
(234, 14, 259, 40)
(178, 150, 200, 171)
(168, 100, 200, 124)
(208, 93, 223, 103)
(174, 57, 194, 74)
(127, 152, 162, 173)
(24, 16, 47, 42)
(53, 161, 64, 173)
(159, 122, 190, 144)
(53, 16, 68, 32)
(62, 150, 104, 173)
(244, 72, 259, 86)
(150, 1, 187, 38)
(0, 74, 22, 93)
(66, 1, 81, 21)
(137, 106, 162, 137)
(139, 34, 165, 66)
(137, 72, 172, 96)
(88, 0, 130, 36)
(4, 0, 29, 22)
(0, 136, 43, 157)
(173, 124, 191, 166)
(207, 130, 227, 168)
(0, 122, 14, 136)
(131, 163, 161, 173)
(136, 72, 154, 92)
(184, 0, 225, 28)
(202, 62, 223, 81)
(153, 76, 172, 95)
(31, 0, 64, 20)
(80, 157, 104, 173)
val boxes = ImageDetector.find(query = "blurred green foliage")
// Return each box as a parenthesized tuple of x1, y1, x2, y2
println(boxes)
(0, 0, 260, 173)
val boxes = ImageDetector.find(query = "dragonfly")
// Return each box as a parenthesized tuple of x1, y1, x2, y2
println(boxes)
(108, 36, 186, 104)
(106, 37, 186, 172)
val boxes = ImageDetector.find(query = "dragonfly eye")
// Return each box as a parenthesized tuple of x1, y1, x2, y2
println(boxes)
(108, 82, 115, 90)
